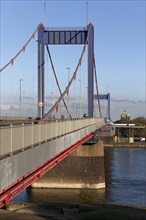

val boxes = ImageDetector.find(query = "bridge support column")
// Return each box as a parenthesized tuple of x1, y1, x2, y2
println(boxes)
(38, 24, 45, 118)
(107, 93, 110, 120)
(88, 23, 94, 118)
(32, 142, 105, 189)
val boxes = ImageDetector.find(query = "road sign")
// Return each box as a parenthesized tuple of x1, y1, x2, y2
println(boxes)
(38, 102, 44, 107)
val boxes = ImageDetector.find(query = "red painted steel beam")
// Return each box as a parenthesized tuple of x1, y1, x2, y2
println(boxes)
(0, 132, 94, 208)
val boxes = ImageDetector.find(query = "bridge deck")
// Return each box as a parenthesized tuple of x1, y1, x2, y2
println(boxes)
(0, 118, 105, 207)
(0, 118, 104, 158)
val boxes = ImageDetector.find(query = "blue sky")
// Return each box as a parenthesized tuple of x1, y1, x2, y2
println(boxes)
(0, 0, 145, 120)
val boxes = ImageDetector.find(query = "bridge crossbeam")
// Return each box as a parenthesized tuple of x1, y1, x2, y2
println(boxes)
(44, 27, 87, 45)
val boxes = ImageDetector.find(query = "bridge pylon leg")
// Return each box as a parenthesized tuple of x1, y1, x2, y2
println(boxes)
(88, 23, 94, 118)
(107, 93, 110, 120)
(38, 24, 45, 118)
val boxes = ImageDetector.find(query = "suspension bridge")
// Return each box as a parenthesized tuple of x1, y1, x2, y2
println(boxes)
(0, 23, 110, 207)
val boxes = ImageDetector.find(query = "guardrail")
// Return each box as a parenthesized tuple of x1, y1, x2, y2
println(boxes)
(0, 118, 105, 158)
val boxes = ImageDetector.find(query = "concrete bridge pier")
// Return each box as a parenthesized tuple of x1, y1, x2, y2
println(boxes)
(32, 141, 105, 189)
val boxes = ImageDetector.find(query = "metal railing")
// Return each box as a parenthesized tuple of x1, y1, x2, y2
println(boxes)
(0, 118, 104, 158)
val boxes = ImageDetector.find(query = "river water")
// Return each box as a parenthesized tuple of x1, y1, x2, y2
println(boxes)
(13, 147, 146, 206)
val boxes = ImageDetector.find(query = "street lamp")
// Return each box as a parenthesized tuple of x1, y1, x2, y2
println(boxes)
(78, 79, 81, 118)
(85, 86, 88, 114)
(66, 67, 70, 116)
(51, 91, 53, 104)
(19, 79, 23, 118)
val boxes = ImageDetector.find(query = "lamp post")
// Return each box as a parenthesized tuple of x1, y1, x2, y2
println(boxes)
(51, 91, 53, 104)
(19, 79, 23, 118)
(85, 86, 88, 114)
(66, 67, 70, 116)
(78, 79, 81, 118)
(51, 91, 53, 118)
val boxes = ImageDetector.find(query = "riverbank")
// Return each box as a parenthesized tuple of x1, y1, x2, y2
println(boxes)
(105, 142, 146, 148)
(0, 202, 146, 220)
(98, 133, 146, 148)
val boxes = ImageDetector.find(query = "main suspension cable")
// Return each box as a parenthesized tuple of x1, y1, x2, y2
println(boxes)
(0, 24, 43, 73)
